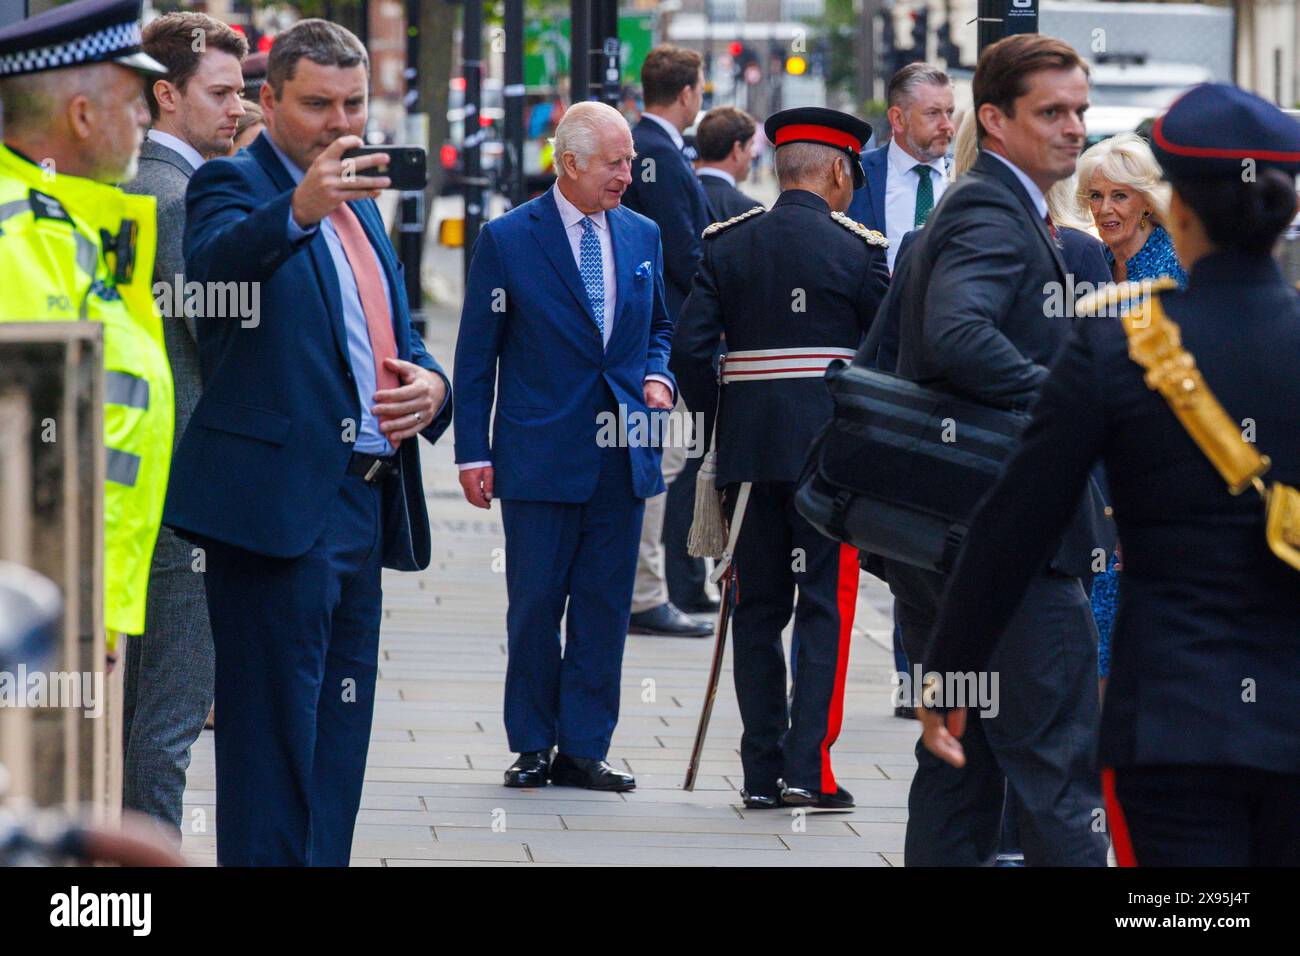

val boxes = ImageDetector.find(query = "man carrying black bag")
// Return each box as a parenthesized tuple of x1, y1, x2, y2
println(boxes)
(885, 34, 1112, 866)
(672, 107, 890, 809)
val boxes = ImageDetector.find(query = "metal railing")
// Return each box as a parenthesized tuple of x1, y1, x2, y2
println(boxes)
(0, 322, 116, 820)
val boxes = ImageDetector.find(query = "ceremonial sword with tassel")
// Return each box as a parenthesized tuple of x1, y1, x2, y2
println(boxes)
(683, 481, 751, 792)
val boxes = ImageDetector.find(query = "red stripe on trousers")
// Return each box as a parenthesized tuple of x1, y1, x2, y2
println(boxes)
(1102, 767, 1138, 866)
(819, 544, 859, 794)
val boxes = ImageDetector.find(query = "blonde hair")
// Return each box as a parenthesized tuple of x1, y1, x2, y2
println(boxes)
(1047, 175, 1096, 233)
(952, 109, 977, 179)
(234, 99, 264, 142)
(1076, 132, 1170, 223)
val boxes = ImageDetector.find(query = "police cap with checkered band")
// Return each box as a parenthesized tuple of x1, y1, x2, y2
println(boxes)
(0, 0, 166, 79)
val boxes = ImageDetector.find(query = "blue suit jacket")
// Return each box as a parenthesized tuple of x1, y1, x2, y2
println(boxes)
(621, 116, 711, 321)
(846, 143, 889, 231)
(164, 131, 453, 570)
(453, 185, 675, 502)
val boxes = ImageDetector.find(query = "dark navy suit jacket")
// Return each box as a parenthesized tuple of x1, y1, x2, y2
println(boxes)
(845, 143, 889, 231)
(164, 132, 452, 570)
(892, 151, 1112, 580)
(621, 116, 711, 321)
(873, 226, 1110, 374)
(698, 172, 761, 221)
(453, 185, 675, 502)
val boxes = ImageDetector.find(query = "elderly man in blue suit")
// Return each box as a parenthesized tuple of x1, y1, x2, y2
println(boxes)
(847, 62, 955, 270)
(455, 101, 676, 792)
(164, 20, 452, 866)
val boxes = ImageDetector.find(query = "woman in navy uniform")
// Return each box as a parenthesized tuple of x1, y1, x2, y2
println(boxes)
(916, 84, 1300, 865)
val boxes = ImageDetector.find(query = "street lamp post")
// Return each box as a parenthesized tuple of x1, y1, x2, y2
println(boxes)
(570, 0, 590, 102)
(503, 0, 527, 207)
(462, 0, 486, 279)
(401, 0, 426, 333)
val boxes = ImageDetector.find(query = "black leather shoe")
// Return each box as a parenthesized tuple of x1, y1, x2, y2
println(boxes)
(740, 789, 783, 809)
(628, 602, 712, 637)
(549, 753, 636, 792)
(781, 785, 855, 810)
(894, 704, 918, 720)
(677, 595, 721, 614)
(503, 748, 553, 788)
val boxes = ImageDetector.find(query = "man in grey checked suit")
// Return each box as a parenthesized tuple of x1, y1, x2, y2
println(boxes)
(120, 11, 247, 840)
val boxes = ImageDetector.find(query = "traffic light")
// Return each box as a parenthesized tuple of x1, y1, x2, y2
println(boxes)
(937, 19, 960, 68)
(910, 8, 929, 62)
(731, 41, 758, 83)
(785, 54, 808, 76)
(880, 9, 907, 82)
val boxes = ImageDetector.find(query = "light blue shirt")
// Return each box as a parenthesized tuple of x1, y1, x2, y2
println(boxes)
(268, 135, 396, 456)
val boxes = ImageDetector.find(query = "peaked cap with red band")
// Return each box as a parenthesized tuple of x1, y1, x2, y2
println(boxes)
(763, 106, 874, 189)
(1151, 83, 1300, 181)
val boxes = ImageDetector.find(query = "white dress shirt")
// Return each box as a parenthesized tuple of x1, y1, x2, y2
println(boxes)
(457, 184, 671, 472)
(147, 128, 207, 171)
(984, 149, 1049, 220)
(883, 138, 948, 271)
(640, 110, 685, 151)
(697, 166, 735, 187)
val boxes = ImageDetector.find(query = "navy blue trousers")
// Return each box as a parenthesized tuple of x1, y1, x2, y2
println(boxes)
(500, 445, 643, 759)
(727, 481, 859, 795)
(203, 473, 384, 866)
(1108, 765, 1300, 866)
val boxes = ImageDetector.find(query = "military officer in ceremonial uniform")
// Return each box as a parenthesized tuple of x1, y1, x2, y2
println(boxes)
(673, 107, 890, 809)
(918, 84, 1300, 865)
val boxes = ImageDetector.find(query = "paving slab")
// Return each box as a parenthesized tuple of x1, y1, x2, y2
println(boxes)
(180, 304, 916, 867)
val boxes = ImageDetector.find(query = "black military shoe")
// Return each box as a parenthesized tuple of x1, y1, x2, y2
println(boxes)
(781, 785, 855, 810)
(740, 789, 783, 809)
(628, 602, 712, 637)
(503, 748, 553, 788)
(677, 595, 721, 615)
(550, 753, 636, 792)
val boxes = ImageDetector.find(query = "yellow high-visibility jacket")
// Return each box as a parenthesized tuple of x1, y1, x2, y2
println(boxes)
(0, 144, 174, 637)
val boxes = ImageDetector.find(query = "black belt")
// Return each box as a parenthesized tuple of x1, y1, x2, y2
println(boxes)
(348, 451, 398, 483)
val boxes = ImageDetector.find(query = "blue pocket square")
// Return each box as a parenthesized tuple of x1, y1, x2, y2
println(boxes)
(635, 261, 652, 281)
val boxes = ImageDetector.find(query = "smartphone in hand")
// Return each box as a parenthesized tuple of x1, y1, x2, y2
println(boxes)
(341, 146, 428, 190)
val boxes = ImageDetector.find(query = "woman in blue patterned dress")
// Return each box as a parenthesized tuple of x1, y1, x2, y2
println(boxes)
(1077, 132, 1188, 687)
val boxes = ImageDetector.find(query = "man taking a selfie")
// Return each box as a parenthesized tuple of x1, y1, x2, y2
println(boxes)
(164, 18, 452, 867)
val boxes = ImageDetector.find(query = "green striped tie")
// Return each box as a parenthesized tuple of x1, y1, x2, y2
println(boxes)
(913, 164, 934, 227)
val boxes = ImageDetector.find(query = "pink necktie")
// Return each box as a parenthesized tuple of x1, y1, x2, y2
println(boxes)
(328, 202, 400, 393)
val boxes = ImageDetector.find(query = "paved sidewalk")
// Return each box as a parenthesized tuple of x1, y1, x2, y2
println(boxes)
(180, 304, 916, 866)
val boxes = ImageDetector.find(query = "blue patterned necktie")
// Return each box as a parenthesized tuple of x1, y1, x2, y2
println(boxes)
(578, 217, 605, 339)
